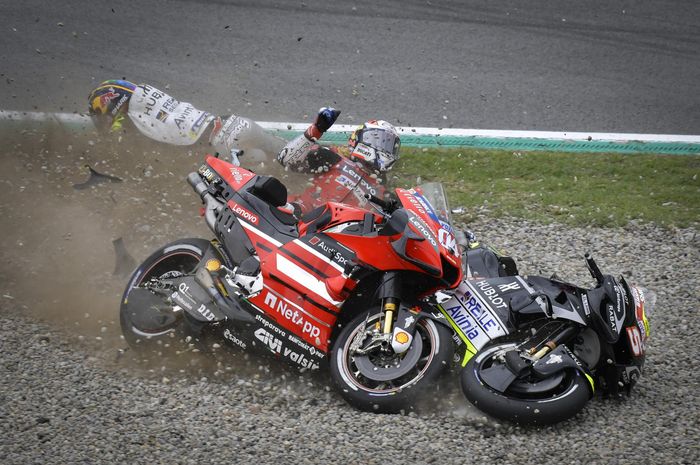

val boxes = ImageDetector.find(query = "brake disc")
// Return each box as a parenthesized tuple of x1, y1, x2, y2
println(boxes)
(353, 335, 423, 382)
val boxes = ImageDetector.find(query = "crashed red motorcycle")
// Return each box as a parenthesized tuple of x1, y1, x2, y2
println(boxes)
(120, 154, 463, 412)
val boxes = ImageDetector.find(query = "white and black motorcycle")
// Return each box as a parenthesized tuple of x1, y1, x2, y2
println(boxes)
(441, 252, 652, 425)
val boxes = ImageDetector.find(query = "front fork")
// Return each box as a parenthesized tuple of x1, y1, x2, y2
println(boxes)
(519, 322, 596, 393)
(381, 297, 399, 334)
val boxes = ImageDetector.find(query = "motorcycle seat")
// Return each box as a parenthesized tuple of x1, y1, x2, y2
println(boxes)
(247, 174, 299, 227)
(250, 175, 287, 207)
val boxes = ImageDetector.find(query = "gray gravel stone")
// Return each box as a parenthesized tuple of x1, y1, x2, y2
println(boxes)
(0, 134, 698, 463)
(1, 216, 699, 464)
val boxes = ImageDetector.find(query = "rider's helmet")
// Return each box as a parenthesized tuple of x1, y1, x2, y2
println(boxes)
(87, 79, 136, 132)
(347, 120, 401, 171)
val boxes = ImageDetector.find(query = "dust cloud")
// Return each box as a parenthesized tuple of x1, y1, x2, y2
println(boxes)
(0, 126, 203, 334)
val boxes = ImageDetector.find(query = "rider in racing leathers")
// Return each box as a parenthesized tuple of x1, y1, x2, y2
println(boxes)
(87, 79, 285, 163)
(88, 80, 402, 213)
(277, 108, 401, 214)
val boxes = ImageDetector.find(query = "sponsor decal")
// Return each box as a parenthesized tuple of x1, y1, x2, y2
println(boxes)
(253, 319, 321, 368)
(309, 238, 350, 266)
(443, 303, 490, 349)
(403, 315, 415, 329)
(141, 85, 166, 116)
(631, 286, 650, 338)
(438, 228, 457, 253)
(546, 354, 563, 365)
(190, 111, 210, 134)
(626, 326, 644, 357)
(171, 282, 195, 310)
(458, 289, 504, 334)
(111, 94, 129, 116)
(171, 292, 192, 311)
(334, 174, 356, 190)
(283, 346, 320, 369)
(196, 303, 215, 321)
(402, 190, 428, 217)
(394, 331, 410, 344)
(162, 97, 179, 112)
(263, 291, 321, 339)
(221, 116, 251, 138)
(340, 164, 377, 195)
(254, 328, 283, 353)
(621, 366, 641, 385)
(199, 166, 216, 182)
(255, 314, 287, 337)
(497, 282, 521, 292)
(613, 284, 625, 321)
(173, 104, 195, 130)
(581, 294, 591, 316)
(156, 110, 168, 122)
(562, 345, 585, 370)
(228, 167, 254, 186)
(227, 200, 259, 224)
(407, 214, 437, 247)
(472, 280, 509, 310)
(287, 333, 324, 360)
(223, 329, 247, 349)
(99, 90, 118, 108)
(439, 219, 453, 234)
(607, 303, 618, 333)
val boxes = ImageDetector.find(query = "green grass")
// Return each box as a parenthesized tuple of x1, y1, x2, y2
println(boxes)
(393, 148, 700, 228)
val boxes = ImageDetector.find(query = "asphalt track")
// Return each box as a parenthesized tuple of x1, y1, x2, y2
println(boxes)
(1, 0, 699, 134)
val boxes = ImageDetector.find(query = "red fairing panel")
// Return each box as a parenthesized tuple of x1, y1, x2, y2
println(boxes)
(248, 242, 345, 352)
(206, 155, 256, 190)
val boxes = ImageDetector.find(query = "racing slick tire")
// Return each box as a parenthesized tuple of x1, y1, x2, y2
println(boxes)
(460, 342, 592, 426)
(330, 309, 454, 413)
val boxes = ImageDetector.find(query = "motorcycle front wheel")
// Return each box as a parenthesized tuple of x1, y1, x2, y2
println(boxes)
(120, 238, 211, 351)
(460, 342, 591, 426)
(330, 309, 454, 413)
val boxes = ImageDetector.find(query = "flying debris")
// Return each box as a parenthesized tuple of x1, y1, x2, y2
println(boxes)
(112, 237, 136, 277)
(72, 164, 123, 190)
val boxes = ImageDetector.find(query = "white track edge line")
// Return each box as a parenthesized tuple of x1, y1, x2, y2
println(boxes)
(1, 110, 699, 144)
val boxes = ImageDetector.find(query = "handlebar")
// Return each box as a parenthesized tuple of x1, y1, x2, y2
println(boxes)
(584, 253, 605, 285)
(365, 194, 395, 213)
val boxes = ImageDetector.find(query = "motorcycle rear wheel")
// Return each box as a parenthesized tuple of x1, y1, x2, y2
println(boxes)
(120, 238, 211, 351)
(330, 309, 453, 413)
(460, 342, 591, 426)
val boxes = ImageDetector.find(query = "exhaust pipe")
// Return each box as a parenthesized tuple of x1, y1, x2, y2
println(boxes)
(187, 172, 224, 231)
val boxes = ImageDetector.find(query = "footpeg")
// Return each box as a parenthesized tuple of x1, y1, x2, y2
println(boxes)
(226, 256, 263, 296)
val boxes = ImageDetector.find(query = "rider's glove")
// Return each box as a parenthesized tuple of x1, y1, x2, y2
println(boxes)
(304, 107, 341, 141)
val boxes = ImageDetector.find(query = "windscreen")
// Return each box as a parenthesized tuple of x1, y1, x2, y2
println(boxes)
(416, 182, 459, 256)
(418, 182, 451, 225)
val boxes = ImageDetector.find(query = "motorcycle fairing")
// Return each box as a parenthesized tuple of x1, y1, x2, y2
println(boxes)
(168, 275, 226, 323)
(245, 235, 351, 351)
(521, 276, 587, 325)
(207, 155, 256, 190)
(206, 156, 298, 244)
(395, 187, 462, 266)
(223, 312, 325, 370)
(532, 345, 596, 393)
(438, 276, 526, 365)
(585, 275, 628, 344)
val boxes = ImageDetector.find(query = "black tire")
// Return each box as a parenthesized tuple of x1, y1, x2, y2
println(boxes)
(330, 309, 454, 413)
(460, 342, 592, 426)
(120, 238, 212, 351)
